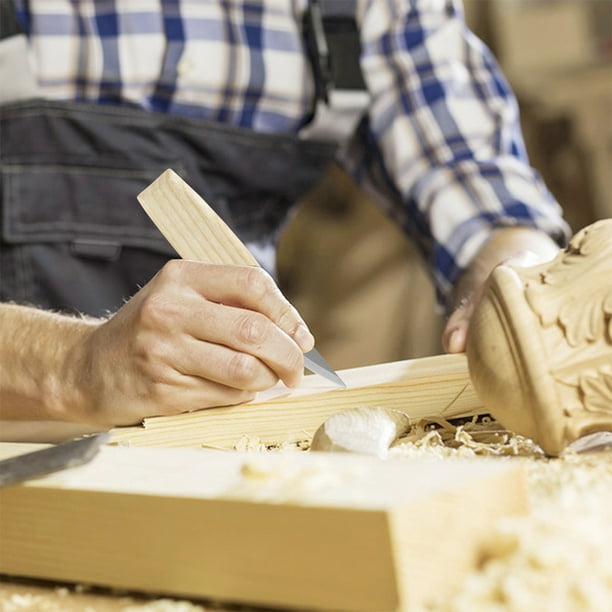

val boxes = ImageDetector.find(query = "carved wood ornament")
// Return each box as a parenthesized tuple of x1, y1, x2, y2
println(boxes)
(467, 219, 612, 455)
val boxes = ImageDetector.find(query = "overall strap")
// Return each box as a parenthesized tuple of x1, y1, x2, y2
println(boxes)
(320, 0, 366, 92)
(0, 0, 22, 39)
(304, 0, 366, 105)
(301, 0, 368, 142)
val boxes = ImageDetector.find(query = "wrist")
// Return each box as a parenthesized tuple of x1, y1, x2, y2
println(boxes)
(0, 304, 102, 423)
(53, 315, 104, 424)
(450, 226, 560, 312)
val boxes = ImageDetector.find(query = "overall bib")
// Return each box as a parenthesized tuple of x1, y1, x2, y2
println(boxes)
(0, 1, 353, 317)
(0, 100, 336, 317)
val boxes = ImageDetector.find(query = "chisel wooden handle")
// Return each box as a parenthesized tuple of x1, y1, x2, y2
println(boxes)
(137, 169, 258, 266)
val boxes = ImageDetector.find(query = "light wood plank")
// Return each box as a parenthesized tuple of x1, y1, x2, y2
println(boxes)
(0, 445, 527, 611)
(110, 353, 483, 447)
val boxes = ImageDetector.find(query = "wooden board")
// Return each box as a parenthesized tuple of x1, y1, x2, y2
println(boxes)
(0, 444, 526, 611)
(110, 353, 483, 448)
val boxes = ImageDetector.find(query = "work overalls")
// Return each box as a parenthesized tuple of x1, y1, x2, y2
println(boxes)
(0, 1, 364, 318)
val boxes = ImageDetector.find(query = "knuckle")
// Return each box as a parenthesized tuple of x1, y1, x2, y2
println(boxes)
(240, 267, 276, 300)
(276, 302, 300, 331)
(138, 293, 174, 328)
(235, 312, 267, 346)
(284, 345, 304, 374)
(227, 352, 260, 386)
(240, 268, 301, 335)
(155, 259, 185, 283)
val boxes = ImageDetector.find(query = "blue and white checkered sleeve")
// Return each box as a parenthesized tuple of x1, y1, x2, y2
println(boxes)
(341, 0, 570, 305)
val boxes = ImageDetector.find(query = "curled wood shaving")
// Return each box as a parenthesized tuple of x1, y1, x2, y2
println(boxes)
(389, 415, 545, 458)
(231, 435, 309, 453)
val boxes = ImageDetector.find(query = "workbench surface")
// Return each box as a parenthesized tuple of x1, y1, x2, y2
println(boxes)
(1, 421, 611, 612)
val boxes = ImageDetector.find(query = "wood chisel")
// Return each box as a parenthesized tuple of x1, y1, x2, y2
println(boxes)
(138, 169, 346, 388)
(0, 433, 110, 488)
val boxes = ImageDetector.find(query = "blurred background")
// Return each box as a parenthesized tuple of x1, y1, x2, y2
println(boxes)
(277, 0, 612, 370)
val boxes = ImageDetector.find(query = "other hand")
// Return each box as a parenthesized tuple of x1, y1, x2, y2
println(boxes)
(442, 227, 561, 353)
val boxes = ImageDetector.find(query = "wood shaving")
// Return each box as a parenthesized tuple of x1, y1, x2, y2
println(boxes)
(231, 435, 309, 453)
(121, 600, 208, 612)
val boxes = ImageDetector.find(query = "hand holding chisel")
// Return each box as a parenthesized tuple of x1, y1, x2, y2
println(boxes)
(137, 169, 346, 390)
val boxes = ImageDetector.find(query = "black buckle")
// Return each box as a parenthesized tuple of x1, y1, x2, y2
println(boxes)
(0, 0, 25, 40)
(304, 0, 333, 105)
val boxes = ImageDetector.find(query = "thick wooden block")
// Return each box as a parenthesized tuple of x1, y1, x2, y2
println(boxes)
(0, 445, 526, 611)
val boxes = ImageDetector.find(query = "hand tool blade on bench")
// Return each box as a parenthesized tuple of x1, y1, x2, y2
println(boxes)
(0, 432, 110, 488)
(138, 169, 346, 388)
(303, 346, 346, 388)
(567, 431, 612, 453)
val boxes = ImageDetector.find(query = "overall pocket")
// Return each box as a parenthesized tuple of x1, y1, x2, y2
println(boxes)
(1, 153, 180, 316)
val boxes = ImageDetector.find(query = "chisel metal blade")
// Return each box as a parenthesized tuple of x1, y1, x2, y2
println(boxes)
(0, 432, 110, 489)
(567, 431, 612, 454)
(304, 348, 346, 388)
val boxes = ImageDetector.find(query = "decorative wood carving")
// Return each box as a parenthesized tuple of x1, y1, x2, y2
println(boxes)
(467, 219, 612, 455)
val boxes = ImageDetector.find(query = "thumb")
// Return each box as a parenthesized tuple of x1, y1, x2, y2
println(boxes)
(442, 297, 474, 353)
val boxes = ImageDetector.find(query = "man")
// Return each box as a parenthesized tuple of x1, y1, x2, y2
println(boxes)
(0, 0, 568, 427)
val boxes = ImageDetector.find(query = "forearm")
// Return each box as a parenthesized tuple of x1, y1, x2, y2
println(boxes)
(352, 0, 570, 304)
(0, 303, 99, 422)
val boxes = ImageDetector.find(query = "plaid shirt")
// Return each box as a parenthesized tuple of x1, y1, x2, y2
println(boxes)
(12, 0, 569, 303)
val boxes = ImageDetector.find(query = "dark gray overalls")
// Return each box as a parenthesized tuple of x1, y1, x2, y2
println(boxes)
(0, 0, 364, 318)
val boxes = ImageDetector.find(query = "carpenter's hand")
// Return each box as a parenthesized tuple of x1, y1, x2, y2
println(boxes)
(442, 227, 561, 353)
(67, 261, 314, 426)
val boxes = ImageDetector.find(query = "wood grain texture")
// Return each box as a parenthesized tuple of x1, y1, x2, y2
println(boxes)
(0, 445, 527, 611)
(137, 168, 258, 265)
(110, 353, 483, 448)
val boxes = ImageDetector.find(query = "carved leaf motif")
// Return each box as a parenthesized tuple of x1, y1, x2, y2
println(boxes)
(524, 222, 612, 335)
(541, 221, 610, 287)
(541, 249, 584, 287)
(580, 369, 612, 415)
(558, 288, 612, 347)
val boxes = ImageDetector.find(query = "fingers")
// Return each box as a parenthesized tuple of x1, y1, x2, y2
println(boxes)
(442, 232, 559, 354)
(179, 262, 315, 352)
(442, 304, 471, 353)
(173, 308, 305, 389)
(135, 260, 309, 388)
(77, 260, 315, 425)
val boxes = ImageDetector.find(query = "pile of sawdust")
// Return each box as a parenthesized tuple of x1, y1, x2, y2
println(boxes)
(390, 419, 612, 612)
